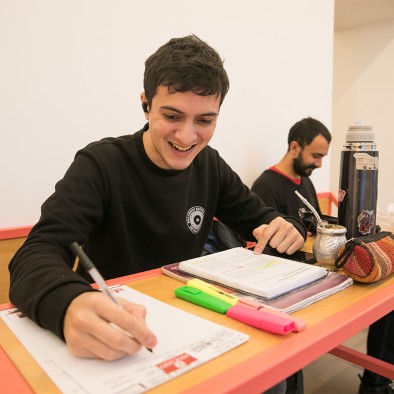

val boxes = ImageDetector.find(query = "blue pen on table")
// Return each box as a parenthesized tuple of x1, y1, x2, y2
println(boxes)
(70, 242, 153, 353)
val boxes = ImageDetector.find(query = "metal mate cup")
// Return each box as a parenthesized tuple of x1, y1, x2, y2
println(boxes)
(313, 224, 347, 269)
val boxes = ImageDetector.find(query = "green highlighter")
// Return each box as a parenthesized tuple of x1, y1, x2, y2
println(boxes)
(175, 286, 233, 314)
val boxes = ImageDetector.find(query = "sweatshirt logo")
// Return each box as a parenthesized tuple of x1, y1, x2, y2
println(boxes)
(186, 206, 205, 234)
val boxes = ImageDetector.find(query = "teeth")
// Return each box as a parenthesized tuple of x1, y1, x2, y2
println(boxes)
(170, 142, 193, 151)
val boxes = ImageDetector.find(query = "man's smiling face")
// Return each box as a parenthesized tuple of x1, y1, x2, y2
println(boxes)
(141, 86, 220, 170)
(292, 134, 330, 177)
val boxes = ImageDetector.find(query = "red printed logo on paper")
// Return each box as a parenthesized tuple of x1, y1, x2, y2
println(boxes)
(156, 353, 197, 374)
(338, 189, 346, 203)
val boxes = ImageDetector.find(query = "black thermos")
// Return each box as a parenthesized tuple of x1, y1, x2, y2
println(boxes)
(337, 125, 379, 239)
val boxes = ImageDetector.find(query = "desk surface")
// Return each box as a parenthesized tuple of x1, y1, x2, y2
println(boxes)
(1, 266, 393, 393)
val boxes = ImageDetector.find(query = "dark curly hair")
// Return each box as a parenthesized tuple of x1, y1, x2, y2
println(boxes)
(143, 34, 229, 107)
(288, 117, 332, 150)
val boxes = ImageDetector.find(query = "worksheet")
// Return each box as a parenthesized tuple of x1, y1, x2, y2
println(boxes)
(1, 285, 249, 394)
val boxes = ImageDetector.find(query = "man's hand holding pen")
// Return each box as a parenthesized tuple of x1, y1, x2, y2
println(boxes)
(63, 292, 157, 360)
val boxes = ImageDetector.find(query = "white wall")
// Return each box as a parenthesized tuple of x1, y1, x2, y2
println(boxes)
(0, 0, 334, 229)
(332, 18, 394, 214)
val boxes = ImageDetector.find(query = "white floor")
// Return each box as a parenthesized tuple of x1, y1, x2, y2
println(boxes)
(304, 329, 367, 394)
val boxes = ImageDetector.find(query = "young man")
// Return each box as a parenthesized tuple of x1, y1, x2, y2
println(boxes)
(8, 35, 306, 363)
(251, 117, 331, 219)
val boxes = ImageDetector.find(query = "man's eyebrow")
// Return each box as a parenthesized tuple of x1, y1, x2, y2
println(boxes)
(160, 105, 219, 117)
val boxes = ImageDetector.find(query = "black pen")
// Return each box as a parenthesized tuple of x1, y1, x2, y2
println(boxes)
(70, 242, 153, 353)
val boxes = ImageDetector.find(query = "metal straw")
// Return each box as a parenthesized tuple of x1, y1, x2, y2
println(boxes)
(295, 190, 325, 229)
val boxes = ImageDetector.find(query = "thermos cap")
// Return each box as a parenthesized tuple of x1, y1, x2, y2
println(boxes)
(346, 125, 374, 142)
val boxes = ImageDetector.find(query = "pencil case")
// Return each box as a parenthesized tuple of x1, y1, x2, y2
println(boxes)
(334, 231, 394, 283)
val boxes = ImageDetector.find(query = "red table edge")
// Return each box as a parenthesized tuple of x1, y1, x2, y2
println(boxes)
(0, 345, 33, 393)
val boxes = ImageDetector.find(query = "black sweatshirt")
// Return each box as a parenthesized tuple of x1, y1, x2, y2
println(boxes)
(9, 124, 306, 339)
(252, 168, 322, 217)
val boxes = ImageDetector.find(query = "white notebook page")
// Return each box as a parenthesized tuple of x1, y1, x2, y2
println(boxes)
(1, 285, 249, 394)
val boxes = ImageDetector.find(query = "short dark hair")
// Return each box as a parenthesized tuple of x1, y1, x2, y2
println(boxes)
(288, 117, 332, 149)
(143, 34, 229, 107)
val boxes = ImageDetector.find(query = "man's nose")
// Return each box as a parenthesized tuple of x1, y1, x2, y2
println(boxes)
(314, 158, 323, 168)
(175, 121, 196, 144)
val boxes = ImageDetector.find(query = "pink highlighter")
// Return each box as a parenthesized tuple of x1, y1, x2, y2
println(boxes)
(237, 298, 307, 333)
(226, 304, 296, 335)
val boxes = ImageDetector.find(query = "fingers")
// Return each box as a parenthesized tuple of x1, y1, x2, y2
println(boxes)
(116, 298, 158, 350)
(252, 224, 269, 254)
(64, 292, 157, 361)
(253, 217, 304, 255)
(65, 323, 141, 360)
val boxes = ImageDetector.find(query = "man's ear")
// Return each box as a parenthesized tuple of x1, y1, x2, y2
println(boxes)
(140, 92, 149, 113)
(140, 93, 150, 121)
(289, 141, 301, 155)
(142, 102, 149, 113)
